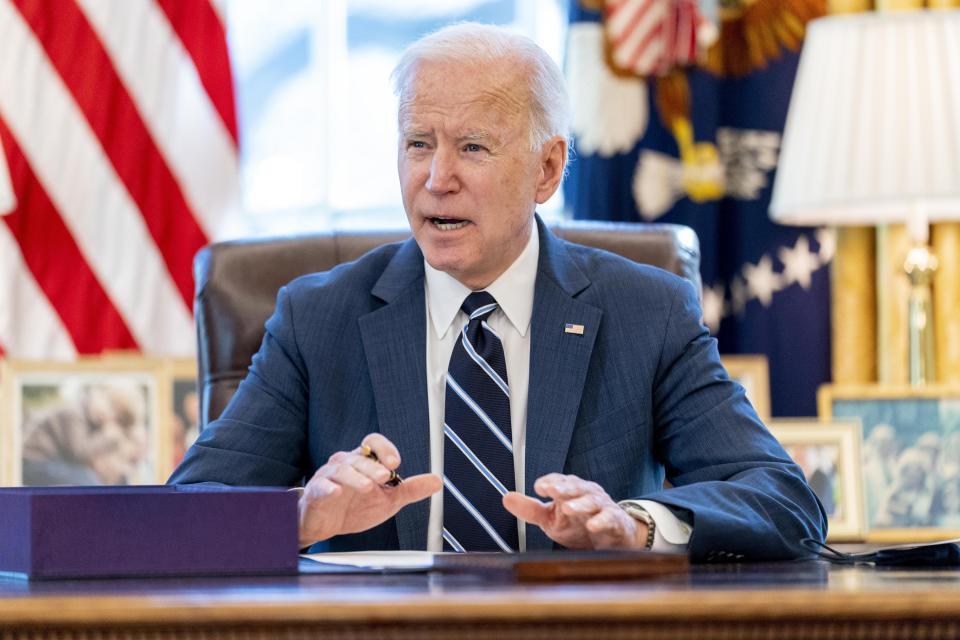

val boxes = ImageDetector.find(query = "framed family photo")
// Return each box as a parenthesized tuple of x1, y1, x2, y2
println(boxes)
(721, 354, 771, 421)
(819, 384, 960, 543)
(99, 354, 200, 476)
(0, 358, 169, 487)
(767, 419, 865, 541)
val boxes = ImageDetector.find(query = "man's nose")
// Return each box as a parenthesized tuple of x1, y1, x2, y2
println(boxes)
(425, 148, 460, 194)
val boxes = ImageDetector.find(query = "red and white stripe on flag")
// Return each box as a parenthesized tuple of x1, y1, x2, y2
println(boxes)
(0, 0, 239, 360)
(605, 0, 708, 77)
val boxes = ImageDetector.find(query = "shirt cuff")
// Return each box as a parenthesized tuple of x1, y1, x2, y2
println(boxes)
(633, 499, 692, 553)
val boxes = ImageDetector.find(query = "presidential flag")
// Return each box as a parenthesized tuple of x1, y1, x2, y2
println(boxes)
(0, 0, 239, 359)
(564, 0, 831, 416)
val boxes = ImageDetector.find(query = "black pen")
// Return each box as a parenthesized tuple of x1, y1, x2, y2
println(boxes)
(361, 444, 403, 486)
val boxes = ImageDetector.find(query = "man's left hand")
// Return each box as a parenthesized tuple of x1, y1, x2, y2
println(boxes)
(502, 473, 648, 550)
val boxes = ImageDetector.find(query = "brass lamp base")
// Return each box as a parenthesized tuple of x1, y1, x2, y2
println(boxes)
(904, 244, 938, 385)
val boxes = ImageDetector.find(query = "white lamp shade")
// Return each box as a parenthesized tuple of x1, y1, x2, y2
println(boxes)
(770, 10, 960, 228)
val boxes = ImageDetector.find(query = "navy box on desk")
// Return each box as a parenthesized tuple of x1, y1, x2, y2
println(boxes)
(0, 486, 299, 579)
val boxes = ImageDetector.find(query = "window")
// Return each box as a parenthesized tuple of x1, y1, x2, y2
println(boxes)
(224, 0, 568, 238)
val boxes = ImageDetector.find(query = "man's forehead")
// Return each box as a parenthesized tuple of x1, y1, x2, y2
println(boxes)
(398, 60, 529, 122)
(398, 108, 523, 143)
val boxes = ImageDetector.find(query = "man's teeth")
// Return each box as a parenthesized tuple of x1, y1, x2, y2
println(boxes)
(431, 217, 467, 230)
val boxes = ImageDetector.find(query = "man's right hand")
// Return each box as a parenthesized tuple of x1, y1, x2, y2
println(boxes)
(297, 433, 441, 548)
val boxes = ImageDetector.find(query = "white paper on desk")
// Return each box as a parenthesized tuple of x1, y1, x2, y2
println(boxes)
(302, 551, 440, 571)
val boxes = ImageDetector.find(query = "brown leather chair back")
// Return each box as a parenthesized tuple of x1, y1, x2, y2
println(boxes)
(194, 221, 701, 428)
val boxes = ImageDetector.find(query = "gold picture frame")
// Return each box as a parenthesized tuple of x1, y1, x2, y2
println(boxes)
(721, 354, 771, 421)
(0, 358, 169, 487)
(818, 384, 960, 543)
(767, 419, 865, 542)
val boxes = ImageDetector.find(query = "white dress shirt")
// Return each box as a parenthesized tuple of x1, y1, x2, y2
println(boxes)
(422, 225, 690, 552)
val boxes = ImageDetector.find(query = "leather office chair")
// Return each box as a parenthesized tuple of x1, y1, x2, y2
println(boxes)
(193, 221, 701, 428)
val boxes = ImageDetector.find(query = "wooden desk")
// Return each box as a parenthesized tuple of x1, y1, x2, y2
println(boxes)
(1, 562, 959, 639)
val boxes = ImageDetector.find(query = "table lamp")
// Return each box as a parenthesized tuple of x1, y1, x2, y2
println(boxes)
(770, 9, 960, 386)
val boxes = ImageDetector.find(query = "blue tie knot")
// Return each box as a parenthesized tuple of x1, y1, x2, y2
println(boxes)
(462, 291, 498, 320)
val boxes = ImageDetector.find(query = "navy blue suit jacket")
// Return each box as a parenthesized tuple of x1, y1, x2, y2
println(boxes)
(170, 220, 826, 561)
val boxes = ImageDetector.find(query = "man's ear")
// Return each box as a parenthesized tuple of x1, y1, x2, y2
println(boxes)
(535, 136, 568, 205)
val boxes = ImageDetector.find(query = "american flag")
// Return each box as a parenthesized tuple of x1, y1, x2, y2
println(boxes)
(0, 0, 239, 359)
(605, 0, 709, 77)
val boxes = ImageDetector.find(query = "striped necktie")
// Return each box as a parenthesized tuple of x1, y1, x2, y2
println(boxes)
(442, 291, 518, 552)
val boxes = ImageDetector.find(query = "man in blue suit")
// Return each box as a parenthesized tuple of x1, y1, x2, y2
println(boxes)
(170, 23, 826, 561)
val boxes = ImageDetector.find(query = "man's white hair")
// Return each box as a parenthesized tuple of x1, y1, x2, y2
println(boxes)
(390, 22, 570, 151)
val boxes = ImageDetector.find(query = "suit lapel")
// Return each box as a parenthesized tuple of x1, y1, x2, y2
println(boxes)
(359, 239, 431, 550)
(525, 222, 601, 550)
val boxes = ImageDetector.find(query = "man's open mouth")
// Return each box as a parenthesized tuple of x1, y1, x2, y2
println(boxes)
(430, 217, 468, 230)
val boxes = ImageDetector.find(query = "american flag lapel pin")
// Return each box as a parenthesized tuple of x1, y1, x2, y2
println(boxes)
(564, 323, 585, 335)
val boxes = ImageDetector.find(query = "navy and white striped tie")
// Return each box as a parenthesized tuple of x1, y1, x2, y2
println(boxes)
(442, 291, 518, 552)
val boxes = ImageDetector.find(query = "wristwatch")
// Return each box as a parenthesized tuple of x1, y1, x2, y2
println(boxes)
(618, 500, 656, 550)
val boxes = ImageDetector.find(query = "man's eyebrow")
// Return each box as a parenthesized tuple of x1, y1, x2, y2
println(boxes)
(459, 131, 498, 144)
(401, 128, 433, 138)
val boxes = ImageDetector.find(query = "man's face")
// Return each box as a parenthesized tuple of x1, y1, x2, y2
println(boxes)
(398, 59, 565, 289)
(85, 385, 148, 484)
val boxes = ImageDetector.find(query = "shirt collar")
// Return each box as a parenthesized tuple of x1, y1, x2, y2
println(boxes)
(425, 224, 539, 339)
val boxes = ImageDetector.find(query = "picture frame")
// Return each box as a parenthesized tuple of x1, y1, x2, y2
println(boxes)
(818, 384, 960, 543)
(167, 358, 199, 474)
(721, 354, 771, 421)
(0, 358, 169, 487)
(767, 419, 865, 542)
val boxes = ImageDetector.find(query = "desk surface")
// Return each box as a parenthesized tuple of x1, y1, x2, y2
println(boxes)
(2, 562, 960, 640)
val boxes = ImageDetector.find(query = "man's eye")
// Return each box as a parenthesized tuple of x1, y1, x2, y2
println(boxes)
(408, 140, 427, 149)
(464, 143, 484, 153)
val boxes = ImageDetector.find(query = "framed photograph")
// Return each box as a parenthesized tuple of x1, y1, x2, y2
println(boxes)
(767, 419, 865, 542)
(0, 358, 169, 487)
(721, 354, 771, 421)
(97, 355, 200, 478)
(167, 358, 199, 473)
(819, 384, 960, 543)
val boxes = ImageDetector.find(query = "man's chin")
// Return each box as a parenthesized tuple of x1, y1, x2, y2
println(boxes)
(422, 251, 466, 276)
(417, 228, 469, 262)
